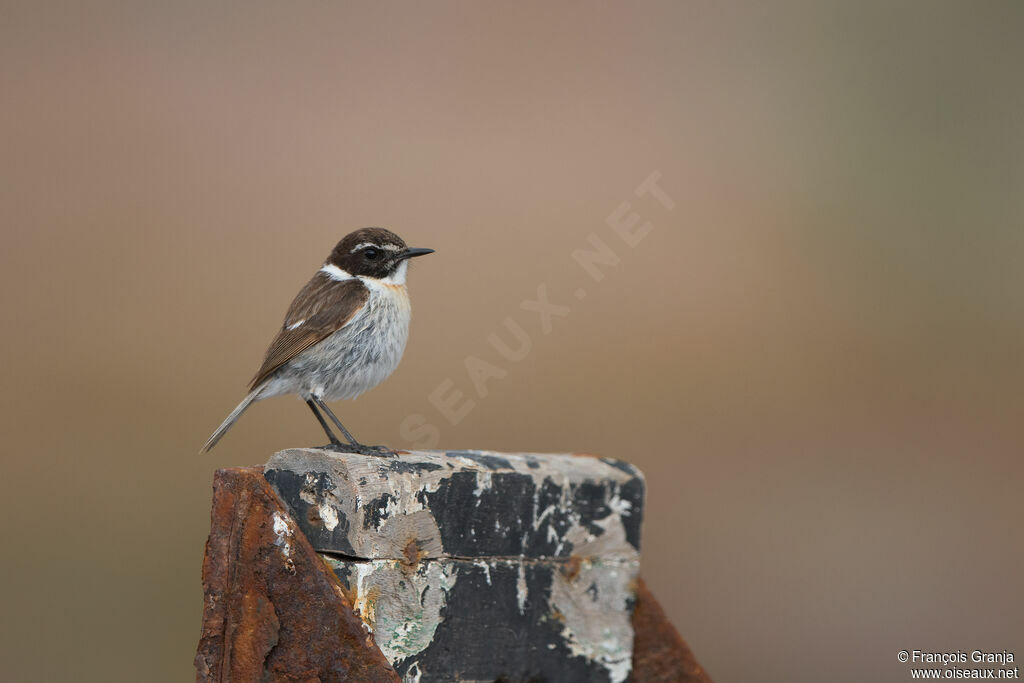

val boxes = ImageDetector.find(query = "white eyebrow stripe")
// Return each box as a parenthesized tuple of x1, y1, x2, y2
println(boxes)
(320, 264, 354, 281)
(349, 242, 401, 253)
(286, 319, 305, 330)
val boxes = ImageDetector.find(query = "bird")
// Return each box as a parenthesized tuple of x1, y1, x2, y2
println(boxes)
(202, 227, 433, 456)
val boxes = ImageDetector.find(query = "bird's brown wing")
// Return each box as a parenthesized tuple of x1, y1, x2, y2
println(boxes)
(249, 275, 370, 390)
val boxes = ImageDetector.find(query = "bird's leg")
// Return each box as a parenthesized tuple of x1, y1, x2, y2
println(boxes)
(306, 399, 344, 448)
(311, 397, 359, 445)
(312, 396, 396, 457)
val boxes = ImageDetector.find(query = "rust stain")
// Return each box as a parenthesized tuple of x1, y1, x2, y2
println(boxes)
(194, 467, 399, 682)
(350, 582, 384, 628)
(560, 555, 583, 581)
(402, 537, 424, 567)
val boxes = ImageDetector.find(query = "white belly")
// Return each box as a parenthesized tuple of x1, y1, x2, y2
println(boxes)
(266, 284, 411, 401)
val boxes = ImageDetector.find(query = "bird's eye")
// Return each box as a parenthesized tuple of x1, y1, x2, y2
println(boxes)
(364, 248, 379, 260)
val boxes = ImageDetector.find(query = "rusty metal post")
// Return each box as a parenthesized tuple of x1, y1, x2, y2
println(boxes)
(195, 451, 712, 682)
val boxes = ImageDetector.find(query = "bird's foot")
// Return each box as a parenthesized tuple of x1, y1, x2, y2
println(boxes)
(356, 444, 398, 458)
(317, 442, 396, 457)
(319, 441, 358, 453)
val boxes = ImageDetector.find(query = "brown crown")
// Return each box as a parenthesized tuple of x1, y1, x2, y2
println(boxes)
(326, 228, 410, 279)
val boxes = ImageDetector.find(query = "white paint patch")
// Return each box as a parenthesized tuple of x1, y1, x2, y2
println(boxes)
(272, 511, 294, 558)
(473, 470, 493, 499)
(608, 495, 632, 517)
(534, 503, 556, 528)
(562, 511, 637, 561)
(320, 263, 354, 280)
(299, 473, 319, 505)
(474, 560, 493, 586)
(516, 562, 528, 614)
(606, 483, 634, 517)
(404, 661, 422, 683)
(318, 502, 339, 531)
(328, 558, 458, 665)
(549, 560, 637, 683)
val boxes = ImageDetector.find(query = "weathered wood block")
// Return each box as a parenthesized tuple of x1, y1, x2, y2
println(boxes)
(264, 449, 646, 682)
(264, 449, 644, 560)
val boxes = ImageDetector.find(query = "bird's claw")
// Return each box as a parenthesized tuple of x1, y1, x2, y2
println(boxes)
(318, 442, 396, 457)
(358, 444, 398, 458)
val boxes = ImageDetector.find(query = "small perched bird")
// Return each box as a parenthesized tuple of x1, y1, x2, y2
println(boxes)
(202, 228, 433, 455)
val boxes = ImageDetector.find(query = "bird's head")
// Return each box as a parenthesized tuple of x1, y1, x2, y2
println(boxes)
(327, 228, 433, 282)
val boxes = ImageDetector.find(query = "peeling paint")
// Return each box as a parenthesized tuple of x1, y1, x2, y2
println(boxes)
(404, 661, 422, 683)
(473, 470, 492, 499)
(516, 563, 528, 614)
(272, 511, 294, 558)
(585, 516, 635, 560)
(327, 558, 458, 665)
(298, 472, 320, 504)
(474, 560, 492, 586)
(535, 503, 556, 528)
(264, 449, 645, 681)
(549, 559, 637, 683)
(607, 487, 633, 518)
(318, 502, 339, 531)
(327, 555, 637, 680)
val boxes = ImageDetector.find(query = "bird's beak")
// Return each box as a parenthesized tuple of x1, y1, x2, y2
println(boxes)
(399, 247, 435, 260)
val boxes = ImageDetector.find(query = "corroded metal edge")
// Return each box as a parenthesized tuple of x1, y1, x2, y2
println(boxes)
(630, 578, 714, 683)
(194, 467, 398, 682)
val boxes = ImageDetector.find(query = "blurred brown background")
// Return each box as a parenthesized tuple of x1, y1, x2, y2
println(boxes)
(2, 2, 1022, 681)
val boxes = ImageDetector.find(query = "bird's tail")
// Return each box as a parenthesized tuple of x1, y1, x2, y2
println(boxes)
(201, 385, 265, 452)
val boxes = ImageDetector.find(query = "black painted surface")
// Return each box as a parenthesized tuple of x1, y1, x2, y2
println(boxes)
(327, 559, 625, 683)
(264, 468, 360, 556)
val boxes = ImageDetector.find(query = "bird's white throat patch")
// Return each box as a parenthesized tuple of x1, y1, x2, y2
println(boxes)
(377, 260, 408, 286)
